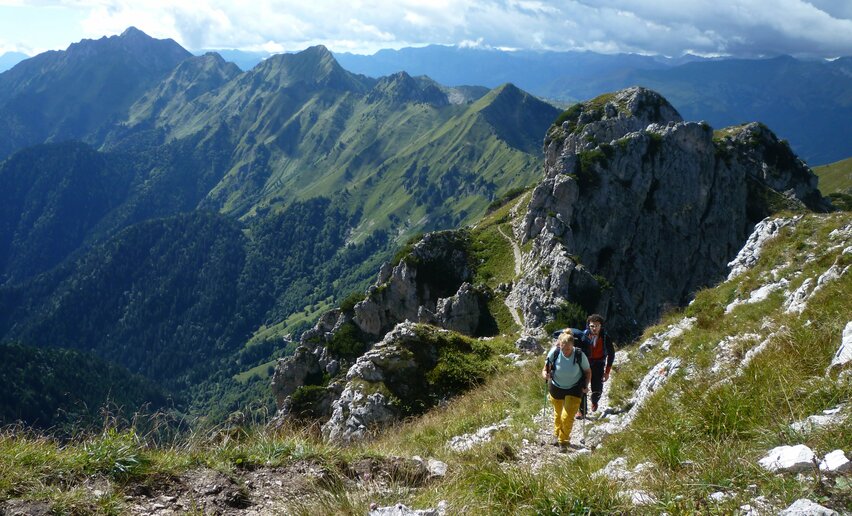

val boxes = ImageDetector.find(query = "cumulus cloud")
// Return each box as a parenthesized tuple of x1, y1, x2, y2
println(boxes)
(3, 0, 851, 57)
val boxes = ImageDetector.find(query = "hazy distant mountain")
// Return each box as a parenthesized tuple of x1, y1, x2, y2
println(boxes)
(334, 45, 689, 100)
(0, 51, 28, 73)
(333, 46, 851, 165)
(619, 56, 852, 165)
(0, 27, 190, 159)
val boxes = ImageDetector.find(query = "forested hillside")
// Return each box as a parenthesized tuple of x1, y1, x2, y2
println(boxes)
(0, 28, 559, 427)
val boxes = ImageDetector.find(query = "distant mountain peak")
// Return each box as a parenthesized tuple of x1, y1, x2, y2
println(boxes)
(367, 70, 448, 106)
(120, 26, 148, 39)
(253, 45, 367, 92)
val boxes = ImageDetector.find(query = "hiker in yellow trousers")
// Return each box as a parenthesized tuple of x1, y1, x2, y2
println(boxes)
(542, 331, 591, 449)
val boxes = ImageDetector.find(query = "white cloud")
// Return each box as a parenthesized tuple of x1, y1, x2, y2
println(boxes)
(3, 0, 851, 57)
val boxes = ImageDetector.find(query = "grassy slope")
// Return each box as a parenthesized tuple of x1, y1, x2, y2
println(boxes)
(2, 209, 849, 514)
(814, 157, 852, 194)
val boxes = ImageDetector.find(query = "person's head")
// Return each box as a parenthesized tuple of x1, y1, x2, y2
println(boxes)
(556, 331, 575, 354)
(587, 314, 604, 335)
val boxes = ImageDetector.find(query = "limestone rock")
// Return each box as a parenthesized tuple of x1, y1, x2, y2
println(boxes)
(412, 456, 448, 478)
(819, 449, 852, 474)
(270, 346, 322, 408)
(828, 321, 852, 376)
(638, 317, 696, 354)
(431, 282, 484, 335)
(590, 357, 681, 442)
(515, 331, 545, 353)
(369, 501, 447, 516)
(778, 498, 838, 516)
(322, 322, 481, 443)
(321, 382, 399, 444)
(353, 231, 473, 338)
(516, 86, 827, 338)
(728, 217, 800, 279)
(758, 444, 816, 473)
(784, 277, 814, 314)
(446, 418, 511, 452)
(790, 405, 846, 433)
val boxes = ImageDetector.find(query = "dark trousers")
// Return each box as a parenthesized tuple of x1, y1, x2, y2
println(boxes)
(582, 359, 606, 413)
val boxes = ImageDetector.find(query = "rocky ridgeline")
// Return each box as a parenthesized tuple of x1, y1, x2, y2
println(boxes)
(511, 87, 831, 339)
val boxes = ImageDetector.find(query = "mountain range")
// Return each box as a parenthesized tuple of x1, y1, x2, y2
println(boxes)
(5, 40, 849, 166)
(0, 28, 556, 427)
(335, 47, 852, 165)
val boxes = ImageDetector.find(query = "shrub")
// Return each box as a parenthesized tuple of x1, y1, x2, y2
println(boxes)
(543, 301, 587, 335)
(338, 291, 364, 314)
(326, 322, 368, 360)
(288, 385, 329, 419)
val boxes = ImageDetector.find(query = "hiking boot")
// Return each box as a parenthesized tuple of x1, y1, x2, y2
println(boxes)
(591, 403, 598, 412)
(575, 411, 585, 420)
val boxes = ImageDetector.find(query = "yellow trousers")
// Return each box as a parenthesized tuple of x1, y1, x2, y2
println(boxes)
(550, 394, 582, 444)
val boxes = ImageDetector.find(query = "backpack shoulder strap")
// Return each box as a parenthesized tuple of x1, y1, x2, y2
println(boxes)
(547, 346, 559, 366)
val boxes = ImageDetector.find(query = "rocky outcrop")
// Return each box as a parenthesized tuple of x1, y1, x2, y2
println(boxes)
(321, 322, 494, 443)
(353, 230, 475, 338)
(728, 217, 801, 279)
(273, 230, 498, 427)
(271, 346, 323, 408)
(511, 87, 830, 338)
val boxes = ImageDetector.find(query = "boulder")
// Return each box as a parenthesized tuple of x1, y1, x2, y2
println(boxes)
(778, 498, 838, 516)
(828, 321, 852, 376)
(758, 444, 816, 473)
(819, 449, 851, 474)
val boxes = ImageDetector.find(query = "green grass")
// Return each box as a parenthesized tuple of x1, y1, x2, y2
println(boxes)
(813, 156, 852, 194)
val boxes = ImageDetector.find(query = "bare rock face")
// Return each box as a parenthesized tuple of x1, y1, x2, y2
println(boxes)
(514, 87, 830, 338)
(322, 322, 428, 443)
(429, 282, 485, 335)
(270, 346, 323, 408)
(353, 231, 473, 338)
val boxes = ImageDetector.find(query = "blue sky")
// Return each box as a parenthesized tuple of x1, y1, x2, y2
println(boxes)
(2, 1, 852, 58)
